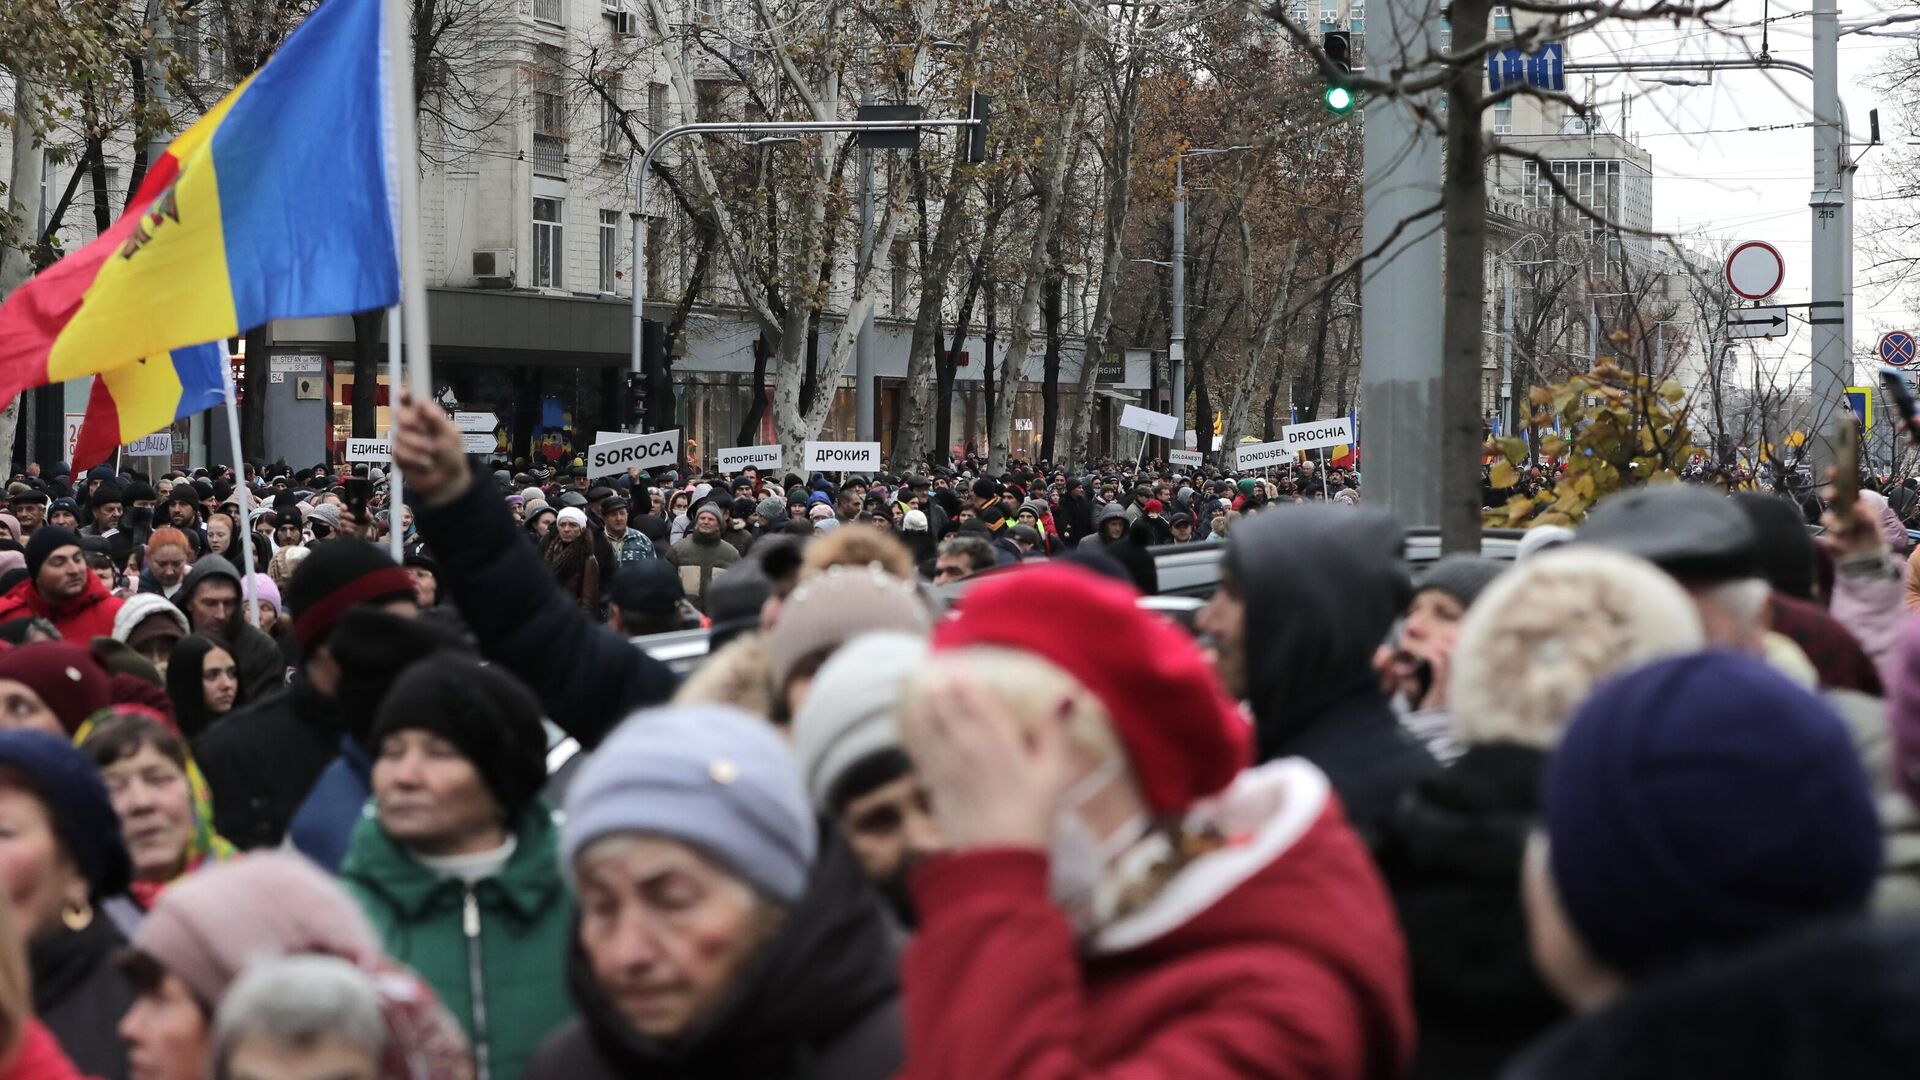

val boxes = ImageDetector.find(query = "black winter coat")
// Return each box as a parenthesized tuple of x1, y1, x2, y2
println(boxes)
(1225, 506, 1436, 849)
(528, 821, 902, 1080)
(32, 916, 133, 1080)
(195, 672, 340, 849)
(1376, 743, 1563, 1080)
(1504, 917, 1920, 1080)
(417, 467, 678, 749)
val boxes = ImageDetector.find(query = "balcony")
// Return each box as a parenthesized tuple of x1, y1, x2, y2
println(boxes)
(532, 133, 567, 177)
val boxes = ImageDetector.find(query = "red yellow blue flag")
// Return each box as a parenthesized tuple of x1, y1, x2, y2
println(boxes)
(0, 0, 396, 404)
(70, 344, 228, 470)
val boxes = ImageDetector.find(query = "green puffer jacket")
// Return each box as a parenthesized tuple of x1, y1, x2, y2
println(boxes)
(341, 802, 574, 1080)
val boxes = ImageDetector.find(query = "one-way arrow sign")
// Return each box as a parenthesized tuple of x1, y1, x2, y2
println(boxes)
(1727, 305, 1789, 340)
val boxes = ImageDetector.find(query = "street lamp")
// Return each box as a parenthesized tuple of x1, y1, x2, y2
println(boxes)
(1166, 145, 1253, 445)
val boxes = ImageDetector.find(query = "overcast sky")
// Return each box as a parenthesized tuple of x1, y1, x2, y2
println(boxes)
(1575, 0, 1916, 387)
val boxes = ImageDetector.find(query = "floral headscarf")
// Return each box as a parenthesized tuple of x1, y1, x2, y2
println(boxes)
(74, 707, 237, 911)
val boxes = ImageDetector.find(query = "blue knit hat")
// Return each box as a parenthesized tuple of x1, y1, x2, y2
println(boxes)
(561, 705, 817, 904)
(1545, 651, 1881, 978)
(0, 730, 132, 898)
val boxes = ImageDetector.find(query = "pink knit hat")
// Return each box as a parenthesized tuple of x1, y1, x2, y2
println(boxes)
(133, 851, 380, 1008)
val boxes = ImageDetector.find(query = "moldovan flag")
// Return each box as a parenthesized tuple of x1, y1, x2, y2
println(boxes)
(70, 344, 228, 470)
(0, 0, 397, 406)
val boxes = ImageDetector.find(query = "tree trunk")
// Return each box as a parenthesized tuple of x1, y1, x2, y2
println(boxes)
(350, 310, 382, 438)
(1219, 232, 1301, 453)
(738, 333, 771, 449)
(891, 127, 976, 470)
(982, 287, 998, 452)
(1193, 353, 1213, 465)
(1438, 0, 1490, 553)
(1063, 54, 1142, 471)
(1039, 263, 1063, 463)
(985, 37, 1085, 473)
(2, 69, 45, 479)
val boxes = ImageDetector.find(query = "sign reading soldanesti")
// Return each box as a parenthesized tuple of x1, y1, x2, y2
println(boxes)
(719, 444, 783, 472)
(804, 441, 881, 471)
(588, 429, 680, 479)
(1168, 449, 1203, 467)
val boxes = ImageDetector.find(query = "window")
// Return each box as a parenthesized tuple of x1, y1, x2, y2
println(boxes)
(648, 82, 668, 134)
(696, 0, 720, 20)
(534, 197, 564, 288)
(695, 79, 723, 122)
(1492, 5, 1513, 35)
(532, 0, 563, 24)
(1349, 0, 1364, 33)
(185, 9, 227, 82)
(533, 48, 567, 177)
(1319, 0, 1340, 28)
(599, 209, 620, 292)
(1493, 99, 1513, 135)
(646, 222, 665, 295)
(889, 235, 911, 312)
(600, 77, 623, 157)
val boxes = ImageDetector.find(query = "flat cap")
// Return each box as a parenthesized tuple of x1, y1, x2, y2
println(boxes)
(1577, 485, 1758, 583)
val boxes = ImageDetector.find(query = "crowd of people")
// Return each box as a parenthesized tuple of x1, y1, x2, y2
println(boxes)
(1, 391, 1918, 1080)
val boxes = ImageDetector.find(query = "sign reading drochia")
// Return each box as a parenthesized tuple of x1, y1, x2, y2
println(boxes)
(1281, 417, 1353, 453)
(345, 438, 392, 462)
(588, 429, 681, 479)
(1234, 440, 1291, 470)
(804, 441, 881, 471)
(719, 445, 783, 472)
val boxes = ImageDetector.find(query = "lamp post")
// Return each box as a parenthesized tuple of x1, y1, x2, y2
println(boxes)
(1168, 146, 1251, 448)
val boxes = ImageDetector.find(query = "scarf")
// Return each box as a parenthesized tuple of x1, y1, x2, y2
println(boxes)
(73, 714, 239, 911)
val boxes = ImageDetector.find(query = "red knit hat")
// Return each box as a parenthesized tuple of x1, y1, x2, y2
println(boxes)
(0, 643, 111, 734)
(932, 564, 1249, 814)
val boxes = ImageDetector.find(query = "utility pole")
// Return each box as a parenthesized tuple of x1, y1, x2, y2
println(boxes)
(1170, 155, 1186, 447)
(855, 87, 877, 442)
(1360, 0, 1444, 530)
(1809, 0, 1846, 471)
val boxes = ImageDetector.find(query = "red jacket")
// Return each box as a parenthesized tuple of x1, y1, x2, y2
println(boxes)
(901, 760, 1415, 1080)
(0, 572, 124, 642)
(3, 1021, 86, 1080)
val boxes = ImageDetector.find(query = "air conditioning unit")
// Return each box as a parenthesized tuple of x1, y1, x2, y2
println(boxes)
(613, 10, 639, 34)
(472, 248, 516, 287)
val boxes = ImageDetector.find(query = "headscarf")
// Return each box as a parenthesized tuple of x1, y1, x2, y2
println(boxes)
(75, 707, 237, 911)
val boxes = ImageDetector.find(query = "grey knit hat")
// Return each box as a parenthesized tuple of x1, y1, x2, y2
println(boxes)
(768, 565, 933, 688)
(756, 496, 786, 521)
(561, 704, 817, 904)
(791, 633, 928, 810)
(1415, 554, 1506, 609)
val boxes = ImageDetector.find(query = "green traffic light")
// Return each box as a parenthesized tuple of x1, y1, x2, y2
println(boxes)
(1324, 85, 1355, 114)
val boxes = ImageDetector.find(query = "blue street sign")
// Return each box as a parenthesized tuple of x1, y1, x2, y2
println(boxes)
(1489, 42, 1565, 93)
(1880, 330, 1917, 368)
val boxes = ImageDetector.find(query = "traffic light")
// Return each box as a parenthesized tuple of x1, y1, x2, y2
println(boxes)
(1322, 31, 1355, 115)
(967, 90, 990, 164)
(630, 318, 666, 431)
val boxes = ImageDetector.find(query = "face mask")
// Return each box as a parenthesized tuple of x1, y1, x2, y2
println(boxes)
(1049, 755, 1149, 936)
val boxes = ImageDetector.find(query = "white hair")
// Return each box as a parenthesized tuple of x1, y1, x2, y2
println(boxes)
(211, 955, 386, 1078)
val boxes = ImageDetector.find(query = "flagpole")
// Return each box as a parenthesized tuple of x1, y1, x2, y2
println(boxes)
(383, 0, 430, 404)
(220, 353, 260, 627)
(385, 307, 405, 564)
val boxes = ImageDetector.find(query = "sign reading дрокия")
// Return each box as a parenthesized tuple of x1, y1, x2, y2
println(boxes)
(588, 429, 680, 479)
(1281, 416, 1354, 453)
(804, 441, 881, 471)
(719, 444, 783, 472)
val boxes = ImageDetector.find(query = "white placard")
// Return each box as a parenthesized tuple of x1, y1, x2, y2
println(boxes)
(718, 444, 783, 472)
(1281, 417, 1354, 453)
(588, 429, 680, 479)
(345, 438, 392, 462)
(269, 354, 323, 374)
(1168, 449, 1203, 467)
(1118, 404, 1179, 439)
(804, 441, 881, 471)
(454, 411, 497, 434)
(460, 432, 497, 454)
(1234, 439, 1292, 470)
(1014, 418, 1034, 431)
(125, 433, 172, 456)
